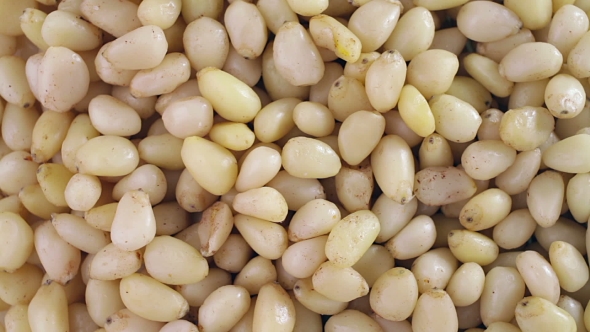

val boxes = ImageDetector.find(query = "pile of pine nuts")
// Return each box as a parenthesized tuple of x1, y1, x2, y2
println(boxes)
(2, 0, 590, 331)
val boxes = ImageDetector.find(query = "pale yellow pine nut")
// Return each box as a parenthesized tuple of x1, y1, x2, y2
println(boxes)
(412, 289, 458, 332)
(383, 6, 435, 61)
(130, 52, 191, 98)
(234, 256, 277, 295)
(504, 0, 552, 30)
(463, 53, 514, 98)
(372, 194, 418, 243)
(545, 73, 587, 119)
(175, 169, 217, 213)
(0, 264, 43, 308)
(516, 251, 561, 304)
(371, 135, 414, 205)
(365, 50, 407, 112)
(476, 28, 535, 64)
(0, 212, 34, 273)
(262, 41, 311, 101)
(548, 5, 589, 59)
(41, 10, 103, 51)
(550, 241, 589, 293)
(369, 267, 418, 322)
(282, 137, 341, 179)
(75, 136, 139, 177)
(335, 161, 373, 213)
(119, 273, 189, 322)
(253, 283, 296, 332)
(89, 243, 142, 281)
(309, 15, 362, 63)
(567, 172, 590, 223)
(102, 25, 168, 70)
(286, 0, 328, 16)
(418, 134, 454, 170)
(310, 62, 343, 106)
(429, 94, 482, 143)
(27, 281, 69, 332)
(448, 229, 499, 265)
(347, 0, 402, 52)
(515, 296, 577, 331)
(181, 136, 238, 195)
(536, 217, 587, 258)
(233, 214, 287, 260)
(1, 103, 40, 152)
(94, 42, 139, 87)
(180, 0, 223, 24)
(137, 0, 182, 30)
(256, 0, 298, 34)
(527, 170, 565, 227)
(343, 52, 379, 84)
(38, 46, 90, 112)
(198, 285, 251, 331)
(398, 85, 436, 137)
(556, 295, 586, 332)
(407, 49, 459, 99)
(293, 277, 348, 315)
(325, 309, 383, 332)
(60, 114, 99, 174)
(328, 75, 374, 122)
(224, 1, 267, 60)
(292, 101, 335, 138)
(34, 220, 81, 285)
(20, 8, 49, 51)
(499, 42, 564, 82)
(480, 267, 526, 326)
(430, 27, 468, 56)
(183, 17, 229, 71)
(457, 1, 522, 42)
(461, 140, 517, 180)
(542, 134, 590, 173)
(198, 67, 261, 123)
(385, 215, 436, 260)
(274, 22, 325, 86)
(0, 151, 38, 196)
(223, 45, 263, 87)
(80, 0, 142, 38)
(312, 261, 369, 302)
(0, 55, 36, 108)
(325, 210, 380, 268)
(493, 209, 538, 250)
(233, 187, 288, 222)
(338, 110, 385, 166)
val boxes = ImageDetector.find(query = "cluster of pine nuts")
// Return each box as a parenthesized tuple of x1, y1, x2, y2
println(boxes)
(2, 0, 590, 331)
